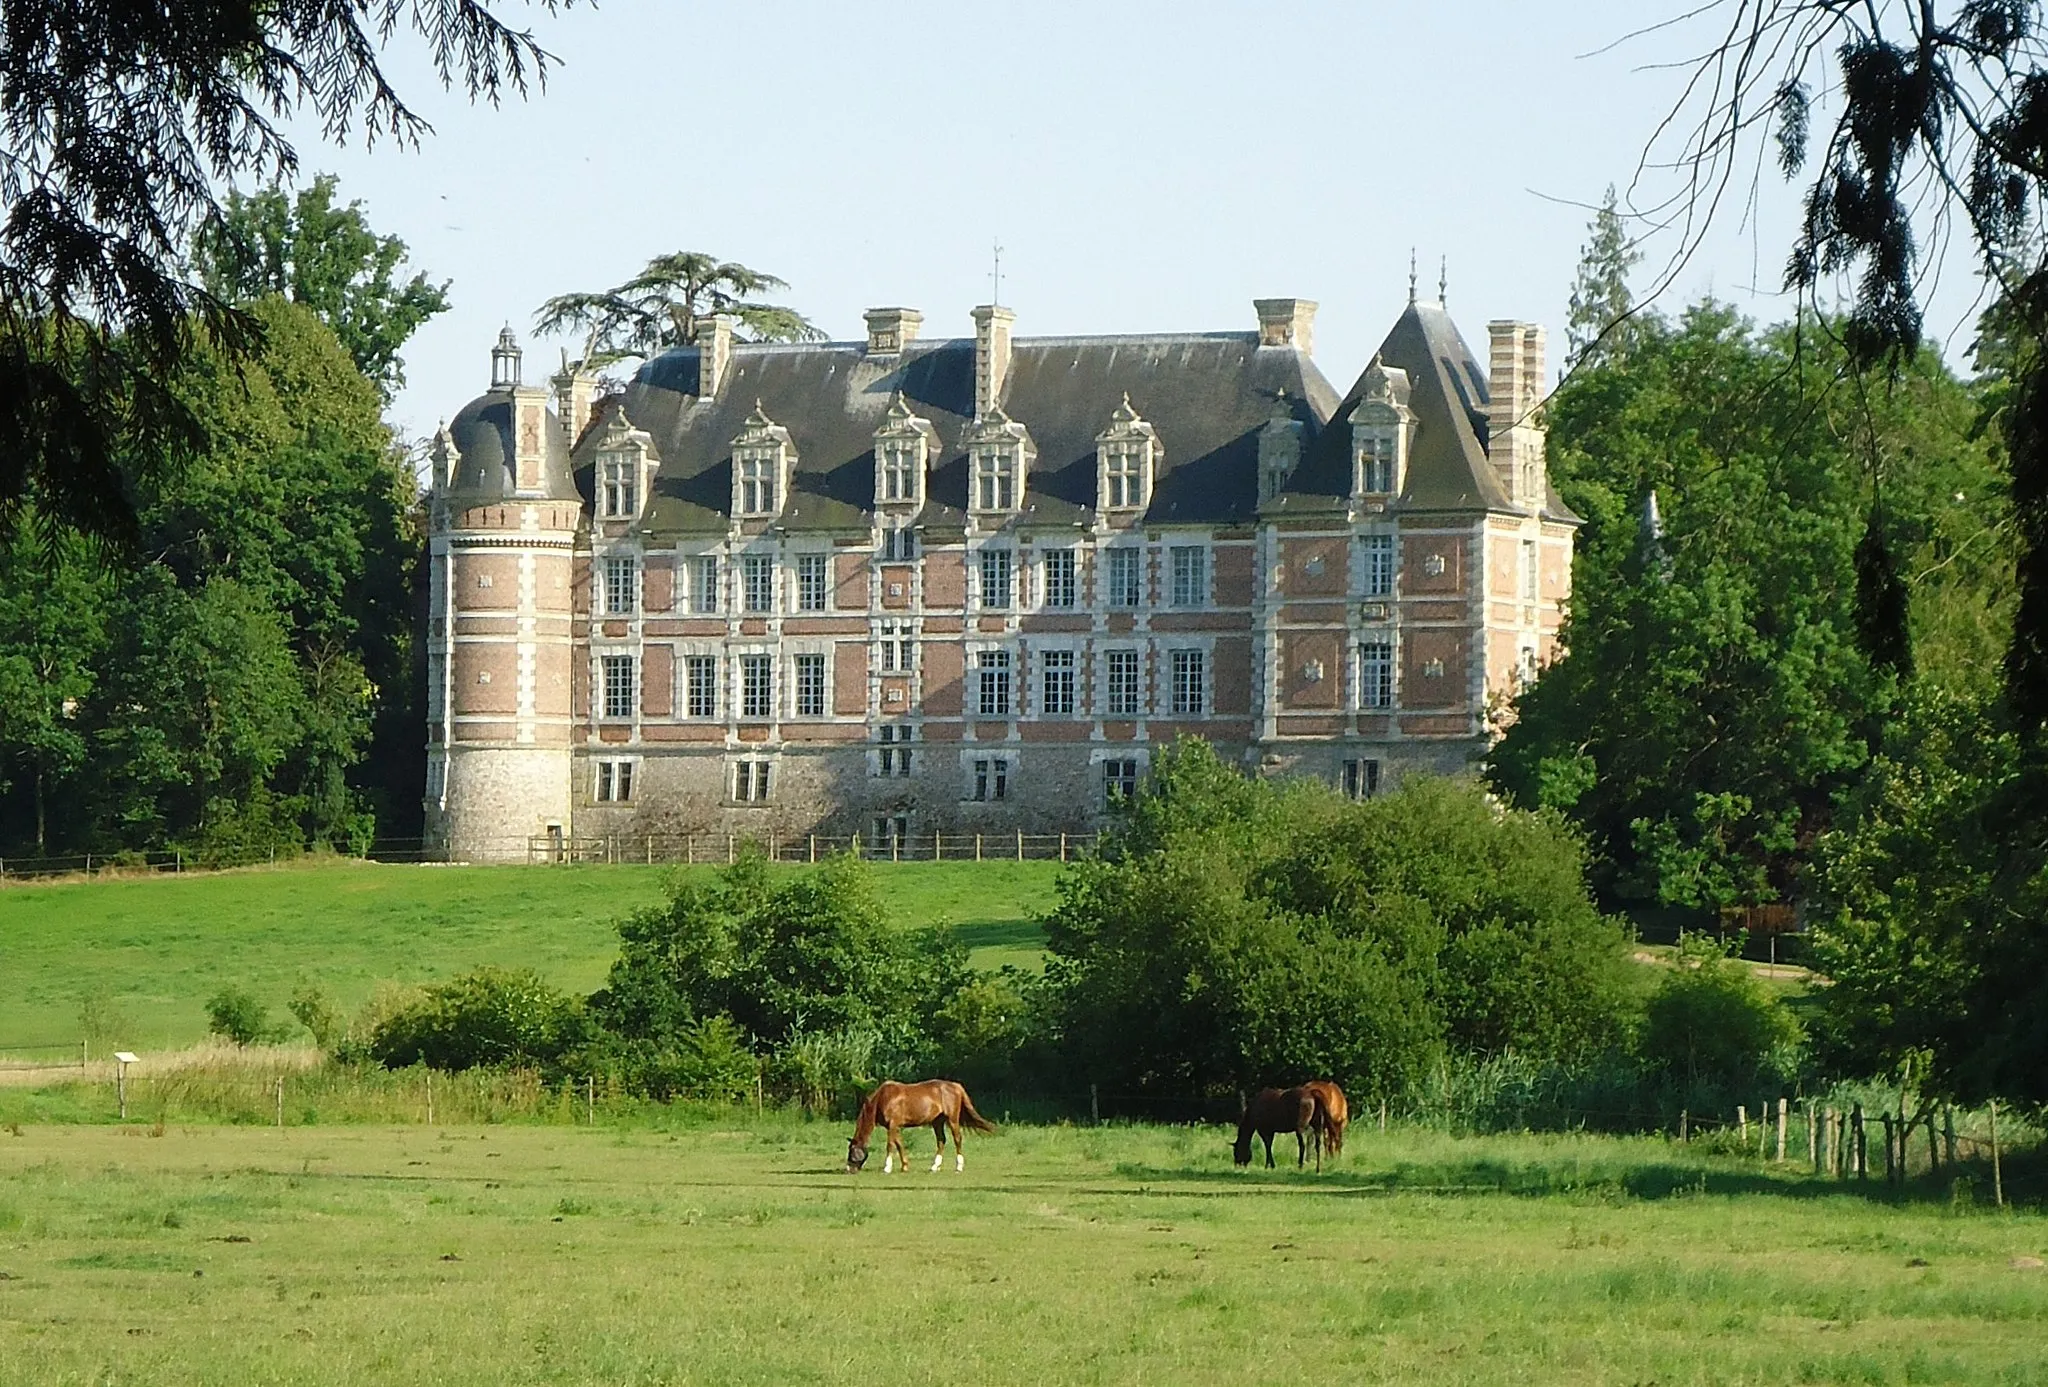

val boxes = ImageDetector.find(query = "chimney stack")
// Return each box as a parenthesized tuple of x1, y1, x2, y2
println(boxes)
(971, 304, 1015, 417)
(1485, 321, 1548, 508)
(696, 314, 734, 398)
(552, 354, 596, 446)
(1253, 299, 1317, 354)
(864, 307, 924, 356)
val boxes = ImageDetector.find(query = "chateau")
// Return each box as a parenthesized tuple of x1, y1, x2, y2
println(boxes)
(423, 291, 1575, 862)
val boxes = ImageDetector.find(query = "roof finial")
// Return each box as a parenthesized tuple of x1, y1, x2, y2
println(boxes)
(1439, 256, 1448, 308)
(1408, 249, 1417, 305)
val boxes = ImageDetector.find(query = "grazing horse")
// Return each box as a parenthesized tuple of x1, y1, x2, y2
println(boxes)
(845, 1079, 996, 1174)
(1233, 1086, 1322, 1171)
(1301, 1080, 1349, 1158)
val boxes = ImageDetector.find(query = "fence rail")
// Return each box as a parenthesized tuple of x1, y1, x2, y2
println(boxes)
(0, 839, 454, 882)
(525, 831, 1098, 865)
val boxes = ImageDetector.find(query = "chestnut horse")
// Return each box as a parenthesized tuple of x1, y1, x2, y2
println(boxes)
(1301, 1080, 1349, 1158)
(1233, 1086, 1322, 1171)
(846, 1079, 996, 1174)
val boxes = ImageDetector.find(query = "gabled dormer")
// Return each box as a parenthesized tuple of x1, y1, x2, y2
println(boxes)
(873, 392, 937, 510)
(1258, 396, 1305, 505)
(732, 401, 794, 520)
(1095, 393, 1158, 516)
(592, 408, 656, 522)
(1350, 355, 1413, 501)
(429, 422, 463, 495)
(965, 407, 1034, 518)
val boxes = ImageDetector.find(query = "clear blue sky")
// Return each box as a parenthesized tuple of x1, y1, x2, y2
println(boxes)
(288, 0, 1989, 441)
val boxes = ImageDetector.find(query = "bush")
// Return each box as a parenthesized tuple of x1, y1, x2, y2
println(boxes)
(368, 967, 588, 1073)
(205, 986, 289, 1046)
(287, 983, 343, 1049)
(1638, 933, 1802, 1094)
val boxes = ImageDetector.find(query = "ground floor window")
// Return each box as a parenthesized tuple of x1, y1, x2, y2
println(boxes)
(595, 760, 635, 802)
(1103, 757, 1139, 805)
(732, 759, 772, 803)
(877, 724, 914, 776)
(872, 814, 909, 850)
(972, 756, 1009, 802)
(1342, 758, 1380, 800)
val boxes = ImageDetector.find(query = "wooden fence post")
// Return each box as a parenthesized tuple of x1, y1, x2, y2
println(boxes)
(1776, 1097, 1787, 1162)
(275, 1077, 284, 1130)
(933, 833, 942, 862)
(1379, 1098, 1388, 1133)
(1926, 1108, 1940, 1173)
(1880, 1112, 1896, 1184)
(974, 834, 982, 862)
(1059, 832, 1067, 862)
(1015, 830, 1024, 861)
(1808, 1101, 1819, 1170)
(1943, 1106, 1957, 1166)
(586, 1075, 595, 1127)
(425, 1072, 434, 1126)
(1679, 1109, 1689, 1143)
(1989, 1099, 2004, 1208)
(1737, 1105, 1747, 1144)
(809, 835, 817, 864)
(1852, 1103, 1866, 1180)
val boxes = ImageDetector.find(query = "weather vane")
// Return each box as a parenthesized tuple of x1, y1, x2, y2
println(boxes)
(991, 238, 1004, 306)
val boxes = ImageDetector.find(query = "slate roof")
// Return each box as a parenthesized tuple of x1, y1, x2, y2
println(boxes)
(585, 330, 1343, 536)
(442, 388, 579, 503)
(1276, 300, 1578, 523)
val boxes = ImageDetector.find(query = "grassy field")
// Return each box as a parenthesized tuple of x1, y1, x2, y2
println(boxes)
(0, 859, 1064, 1054)
(0, 1116, 2040, 1385)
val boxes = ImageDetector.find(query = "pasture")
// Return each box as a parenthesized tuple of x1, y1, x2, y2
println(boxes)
(0, 859, 1064, 1053)
(0, 1117, 2041, 1385)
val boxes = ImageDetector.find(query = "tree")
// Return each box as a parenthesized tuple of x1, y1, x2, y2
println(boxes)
(0, 529, 110, 851)
(0, 0, 567, 550)
(193, 175, 450, 400)
(535, 251, 822, 371)
(1489, 302, 2010, 912)
(1565, 185, 1643, 369)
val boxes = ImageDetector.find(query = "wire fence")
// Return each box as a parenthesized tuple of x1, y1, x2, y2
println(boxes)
(524, 831, 1099, 865)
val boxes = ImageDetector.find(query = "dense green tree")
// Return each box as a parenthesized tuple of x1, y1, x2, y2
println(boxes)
(1044, 742, 1631, 1107)
(0, 530, 111, 851)
(536, 251, 822, 371)
(1489, 303, 2010, 912)
(193, 174, 450, 400)
(1, 0, 566, 550)
(1565, 185, 1643, 369)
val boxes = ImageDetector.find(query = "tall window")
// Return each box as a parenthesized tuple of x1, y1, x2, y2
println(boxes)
(692, 555, 721, 613)
(1106, 548, 1143, 607)
(1040, 649, 1076, 716)
(873, 813, 910, 848)
(686, 655, 718, 718)
(741, 654, 774, 719)
(738, 453, 777, 514)
(979, 548, 1013, 610)
(601, 451, 638, 517)
(1359, 641, 1394, 709)
(1521, 539, 1540, 599)
(1358, 432, 1396, 493)
(1342, 758, 1380, 800)
(732, 760, 772, 802)
(1104, 758, 1139, 804)
(880, 443, 918, 503)
(1106, 649, 1141, 716)
(595, 760, 634, 803)
(881, 527, 917, 563)
(796, 553, 828, 612)
(742, 554, 774, 613)
(1104, 446, 1146, 509)
(877, 725, 914, 776)
(794, 653, 825, 717)
(977, 649, 1012, 717)
(1170, 546, 1207, 607)
(975, 450, 1016, 510)
(1170, 649, 1206, 715)
(973, 756, 1009, 802)
(1362, 534, 1395, 598)
(603, 555, 637, 615)
(878, 622, 912, 673)
(601, 655, 636, 719)
(1042, 549, 1076, 608)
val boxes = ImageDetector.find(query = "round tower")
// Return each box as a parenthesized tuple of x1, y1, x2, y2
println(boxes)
(425, 328, 584, 862)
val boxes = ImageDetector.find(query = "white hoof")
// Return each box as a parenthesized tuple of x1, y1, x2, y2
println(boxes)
(955, 1154, 965, 1172)
(883, 1156, 894, 1174)
(930, 1153, 944, 1173)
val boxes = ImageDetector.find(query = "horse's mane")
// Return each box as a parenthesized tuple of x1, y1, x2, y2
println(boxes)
(851, 1085, 883, 1144)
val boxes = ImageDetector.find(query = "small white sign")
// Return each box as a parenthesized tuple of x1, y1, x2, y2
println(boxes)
(113, 1052, 138, 1064)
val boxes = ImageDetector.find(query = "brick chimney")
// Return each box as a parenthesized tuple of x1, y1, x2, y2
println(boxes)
(864, 307, 923, 356)
(971, 304, 1015, 416)
(1486, 321, 1548, 509)
(696, 314, 733, 398)
(551, 354, 596, 446)
(1254, 299, 1317, 354)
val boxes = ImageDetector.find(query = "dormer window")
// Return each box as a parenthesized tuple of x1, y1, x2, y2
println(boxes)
(1258, 397, 1303, 504)
(966, 407, 1033, 517)
(1095, 394, 1158, 513)
(732, 401, 795, 519)
(872, 392, 935, 509)
(600, 450, 639, 518)
(1349, 356, 1413, 501)
(1356, 430, 1398, 494)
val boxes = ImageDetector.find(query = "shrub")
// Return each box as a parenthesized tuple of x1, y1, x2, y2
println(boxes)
(205, 986, 289, 1046)
(287, 983, 343, 1049)
(368, 967, 588, 1073)
(1638, 933, 1802, 1093)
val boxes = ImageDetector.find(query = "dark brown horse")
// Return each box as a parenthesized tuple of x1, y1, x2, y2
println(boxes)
(846, 1080, 996, 1174)
(1301, 1080, 1349, 1158)
(1233, 1086, 1321, 1171)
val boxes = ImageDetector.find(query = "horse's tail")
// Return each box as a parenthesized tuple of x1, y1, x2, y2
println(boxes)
(955, 1085, 997, 1133)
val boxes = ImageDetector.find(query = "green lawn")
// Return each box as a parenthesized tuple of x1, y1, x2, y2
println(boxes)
(0, 1117, 2039, 1384)
(0, 859, 1064, 1053)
